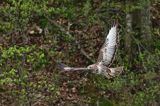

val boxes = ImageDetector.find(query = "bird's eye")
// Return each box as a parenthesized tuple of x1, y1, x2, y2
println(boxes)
(88, 66, 91, 68)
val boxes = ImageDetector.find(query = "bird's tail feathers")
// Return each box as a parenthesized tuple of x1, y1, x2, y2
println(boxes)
(106, 66, 123, 78)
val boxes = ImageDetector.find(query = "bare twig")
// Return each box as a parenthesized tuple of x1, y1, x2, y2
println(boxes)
(44, 16, 66, 32)
(76, 40, 95, 63)
(44, 16, 94, 63)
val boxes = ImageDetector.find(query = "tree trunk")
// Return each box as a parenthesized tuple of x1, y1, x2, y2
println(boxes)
(140, 0, 152, 47)
(125, 13, 133, 67)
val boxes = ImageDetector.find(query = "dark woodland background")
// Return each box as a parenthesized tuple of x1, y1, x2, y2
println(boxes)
(0, 0, 160, 106)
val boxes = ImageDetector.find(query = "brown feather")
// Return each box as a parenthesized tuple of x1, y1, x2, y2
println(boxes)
(97, 42, 105, 62)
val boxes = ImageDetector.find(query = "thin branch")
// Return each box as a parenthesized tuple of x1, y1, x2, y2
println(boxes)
(44, 16, 95, 63)
(44, 16, 66, 32)
(76, 40, 95, 63)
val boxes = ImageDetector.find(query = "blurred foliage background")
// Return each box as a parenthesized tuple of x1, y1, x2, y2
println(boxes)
(0, 0, 160, 106)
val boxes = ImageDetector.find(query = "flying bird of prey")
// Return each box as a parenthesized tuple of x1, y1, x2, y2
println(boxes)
(58, 21, 123, 79)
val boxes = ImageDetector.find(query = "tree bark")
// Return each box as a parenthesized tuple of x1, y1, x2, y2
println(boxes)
(140, 0, 152, 47)
(125, 13, 133, 66)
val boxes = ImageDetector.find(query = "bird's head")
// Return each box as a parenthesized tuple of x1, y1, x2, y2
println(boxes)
(87, 64, 99, 74)
(87, 64, 96, 69)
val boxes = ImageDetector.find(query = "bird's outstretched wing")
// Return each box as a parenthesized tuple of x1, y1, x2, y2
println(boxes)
(97, 22, 118, 67)
(57, 63, 91, 72)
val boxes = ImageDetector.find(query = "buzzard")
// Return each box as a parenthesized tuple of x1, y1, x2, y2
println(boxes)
(58, 21, 123, 79)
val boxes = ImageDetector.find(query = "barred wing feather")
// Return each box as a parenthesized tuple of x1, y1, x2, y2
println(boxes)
(98, 24, 118, 67)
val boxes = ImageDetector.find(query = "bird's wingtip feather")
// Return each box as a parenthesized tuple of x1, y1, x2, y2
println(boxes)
(112, 19, 118, 27)
(57, 63, 67, 70)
